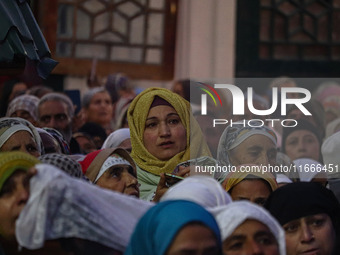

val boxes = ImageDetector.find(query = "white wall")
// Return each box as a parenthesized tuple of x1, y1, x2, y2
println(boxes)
(175, 0, 236, 81)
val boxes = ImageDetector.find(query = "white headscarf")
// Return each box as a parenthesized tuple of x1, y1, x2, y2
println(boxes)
(160, 175, 232, 208)
(101, 128, 130, 149)
(212, 201, 286, 255)
(0, 117, 42, 153)
(293, 158, 326, 182)
(94, 154, 132, 183)
(16, 163, 153, 252)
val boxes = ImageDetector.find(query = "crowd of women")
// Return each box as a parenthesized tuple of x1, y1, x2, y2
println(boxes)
(0, 76, 339, 255)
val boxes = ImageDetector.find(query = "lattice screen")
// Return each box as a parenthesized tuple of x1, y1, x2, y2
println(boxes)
(56, 0, 166, 65)
(259, 0, 340, 61)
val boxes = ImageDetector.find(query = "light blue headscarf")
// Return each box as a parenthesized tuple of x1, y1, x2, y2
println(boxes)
(125, 200, 222, 255)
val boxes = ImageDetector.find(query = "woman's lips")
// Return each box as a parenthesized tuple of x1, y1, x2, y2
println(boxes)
(300, 248, 319, 255)
(159, 141, 174, 148)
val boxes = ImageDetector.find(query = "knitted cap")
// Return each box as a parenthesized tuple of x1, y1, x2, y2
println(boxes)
(0, 151, 40, 192)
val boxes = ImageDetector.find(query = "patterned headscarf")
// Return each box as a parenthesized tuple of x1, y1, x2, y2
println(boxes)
(39, 153, 85, 179)
(0, 151, 40, 192)
(125, 200, 222, 255)
(217, 121, 277, 166)
(127, 87, 211, 175)
(0, 117, 42, 154)
(6, 94, 40, 121)
(43, 127, 70, 154)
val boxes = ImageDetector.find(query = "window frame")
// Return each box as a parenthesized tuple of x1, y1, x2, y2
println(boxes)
(40, 0, 178, 80)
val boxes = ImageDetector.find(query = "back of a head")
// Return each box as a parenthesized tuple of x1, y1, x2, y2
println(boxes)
(39, 153, 84, 179)
(160, 175, 232, 208)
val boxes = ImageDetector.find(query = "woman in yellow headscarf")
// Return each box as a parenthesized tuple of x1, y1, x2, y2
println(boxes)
(127, 87, 212, 200)
(222, 164, 278, 206)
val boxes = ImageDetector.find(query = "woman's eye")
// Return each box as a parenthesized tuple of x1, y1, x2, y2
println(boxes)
(146, 122, 157, 128)
(309, 218, 325, 227)
(306, 138, 316, 143)
(257, 236, 275, 245)
(249, 151, 259, 157)
(284, 223, 298, 233)
(109, 171, 119, 178)
(312, 220, 324, 226)
(168, 118, 180, 125)
(288, 140, 297, 146)
(227, 241, 243, 250)
(27, 145, 37, 152)
(108, 168, 123, 178)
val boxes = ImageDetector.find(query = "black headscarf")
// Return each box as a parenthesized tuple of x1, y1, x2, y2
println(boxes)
(265, 182, 340, 229)
(281, 119, 322, 161)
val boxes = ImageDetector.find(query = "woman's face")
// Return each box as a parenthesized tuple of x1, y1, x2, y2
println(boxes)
(0, 131, 40, 157)
(85, 92, 113, 126)
(96, 164, 139, 197)
(229, 135, 277, 166)
(285, 130, 320, 161)
(0, 171, 30, 240)
(166, 224, 220, 255)
(230, 179, 272, 206)
(10, 110, 37, 126)
(283, 213, 336, 255)
(223, 219, 279, 255)
(143, 105, 187, 161)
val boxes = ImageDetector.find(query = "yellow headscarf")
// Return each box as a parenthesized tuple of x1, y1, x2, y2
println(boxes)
(0, 151, 40, 191)
(128, 87, 211, 175)
(224, 165, 278, 192)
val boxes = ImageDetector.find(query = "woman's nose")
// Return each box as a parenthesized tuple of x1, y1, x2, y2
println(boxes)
(159, 122, 171, 136)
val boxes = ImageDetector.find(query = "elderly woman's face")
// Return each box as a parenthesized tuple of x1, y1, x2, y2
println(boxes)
(229, 135, 277, 166)
(166, 224, 220, 255)
(285, 130, 320, 161)
(0, 131, 40, 157)
(85, 92, 113, 126)
(223, 219, 279, 255)
(143, 105, 187, 161)
(283, 213, 335, 255)
(10, 110, 37, 126)
(96, 164, 140, 197)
